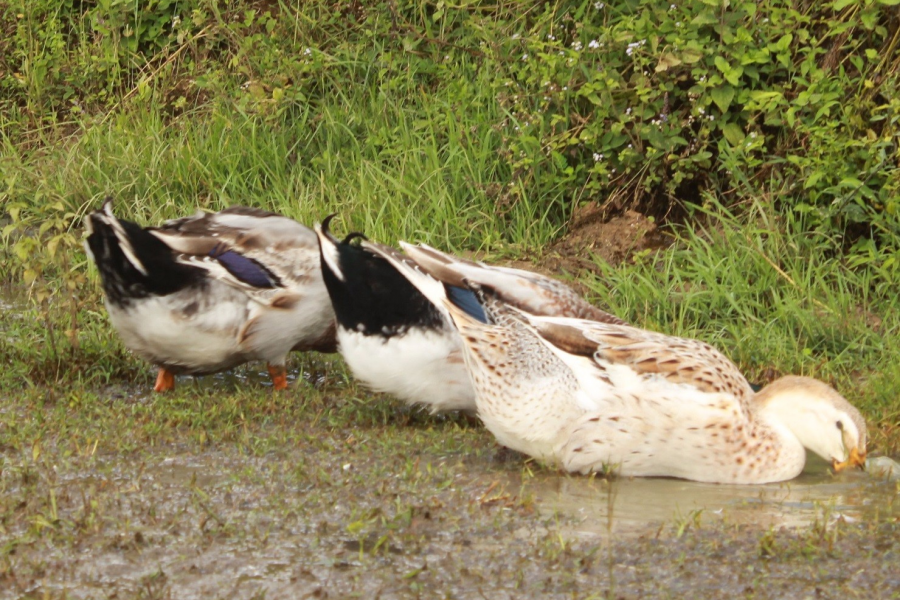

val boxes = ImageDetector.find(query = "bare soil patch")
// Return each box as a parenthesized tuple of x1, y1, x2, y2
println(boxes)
(494, 204, 670, 301)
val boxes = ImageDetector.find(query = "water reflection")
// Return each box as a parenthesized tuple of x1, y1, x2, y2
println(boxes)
(506, 457, 896, 538)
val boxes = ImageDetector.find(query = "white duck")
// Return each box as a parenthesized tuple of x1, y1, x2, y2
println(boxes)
(386, 242, 868, 484)
(84, 199, 335, 392)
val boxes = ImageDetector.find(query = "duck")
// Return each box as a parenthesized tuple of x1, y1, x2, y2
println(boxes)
(84, 199, 336, 392)
(382, 242, 868, 484)
(395, 242, 627, 324)
(314, 216, 626, 412)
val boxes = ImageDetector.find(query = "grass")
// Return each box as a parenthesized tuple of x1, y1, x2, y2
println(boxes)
(3, 69, 561, 247)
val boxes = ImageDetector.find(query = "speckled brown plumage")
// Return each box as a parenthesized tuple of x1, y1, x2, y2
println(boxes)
(388, 248, 868, 484)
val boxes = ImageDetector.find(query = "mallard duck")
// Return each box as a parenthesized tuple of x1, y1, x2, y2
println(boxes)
(384, 243, 868, 484)
(314, 217, 625, 412)
(84, 199, 336, 392)
(315, 218, 472, 411)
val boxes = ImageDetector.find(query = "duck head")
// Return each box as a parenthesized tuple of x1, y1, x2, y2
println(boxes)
(756, 375, 867, 473)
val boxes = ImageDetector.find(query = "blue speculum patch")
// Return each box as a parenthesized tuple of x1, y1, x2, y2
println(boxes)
(210, 245, 279, 288)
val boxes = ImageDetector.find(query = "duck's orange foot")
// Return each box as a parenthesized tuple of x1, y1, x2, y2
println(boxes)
(267, 364, 289, 391)
(154, 367, 176, 393)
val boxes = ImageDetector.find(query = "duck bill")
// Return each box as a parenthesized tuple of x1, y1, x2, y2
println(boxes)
(832, 447, 866, 472)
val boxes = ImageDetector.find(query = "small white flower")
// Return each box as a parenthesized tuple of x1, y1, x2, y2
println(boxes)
(548, 34, 556, 40)
(303, 47, 312, 56)
(625, 107, 632, 115)
(589, 39, 600, 49)
(626, 40, 645, 57)
(562, 86, 568, 91)
(512, 33, 520, 40)
(522, 53, 529, 61)
(595, 1, 605, 8)
(572, 41, 583, 51)
(593, 153, 602, 162)
(670, 3, 676, 10)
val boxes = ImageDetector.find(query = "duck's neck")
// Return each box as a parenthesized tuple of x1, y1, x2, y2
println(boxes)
(461, 315, 582, 459)
(747, 393, 816, 482)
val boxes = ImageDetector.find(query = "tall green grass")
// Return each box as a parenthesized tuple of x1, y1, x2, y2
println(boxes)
(3, 87, 562, 244)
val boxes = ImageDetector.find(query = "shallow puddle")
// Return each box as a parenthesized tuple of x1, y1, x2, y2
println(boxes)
(506, 457, 897, 539)
(194, 359, 341, 391)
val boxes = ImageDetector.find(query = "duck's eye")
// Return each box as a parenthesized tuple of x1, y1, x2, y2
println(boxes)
(836, 421, 844, 431)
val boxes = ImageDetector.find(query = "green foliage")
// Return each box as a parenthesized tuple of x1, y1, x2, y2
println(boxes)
(489, 0, 900, 228)
(2, 0, 199, 124)
(4, 1, 897, 226)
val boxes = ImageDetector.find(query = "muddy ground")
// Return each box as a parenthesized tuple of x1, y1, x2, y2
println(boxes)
(0, 364, 898, 600)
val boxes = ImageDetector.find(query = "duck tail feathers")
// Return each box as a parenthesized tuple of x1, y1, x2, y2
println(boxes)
(85, 198, 149, 277)
(361, 240, 449, 313)
(314, 215, 345, 282)
(367, 240, 489, 327)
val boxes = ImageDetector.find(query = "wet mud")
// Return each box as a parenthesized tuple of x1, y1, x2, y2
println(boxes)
(1, 409, 897, 600)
